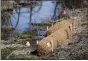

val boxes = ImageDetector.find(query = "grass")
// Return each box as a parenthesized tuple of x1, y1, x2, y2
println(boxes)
(8, 54, 40, 60)
(1, 47, 15, 60)
(1, 44, 40, 60)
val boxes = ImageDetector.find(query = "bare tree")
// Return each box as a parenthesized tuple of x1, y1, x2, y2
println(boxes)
(15, 8, 21, 29)
(28, 1, 42, 30)
(52, 1, 59, 21)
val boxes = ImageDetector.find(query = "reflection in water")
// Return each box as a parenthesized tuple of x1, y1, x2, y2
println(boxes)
(11, 1, 61, 31)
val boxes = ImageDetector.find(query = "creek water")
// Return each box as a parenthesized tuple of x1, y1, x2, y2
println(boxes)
(11, 1, 62, 31)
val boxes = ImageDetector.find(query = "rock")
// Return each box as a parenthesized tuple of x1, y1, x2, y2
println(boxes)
(26, 41, 30, 47)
